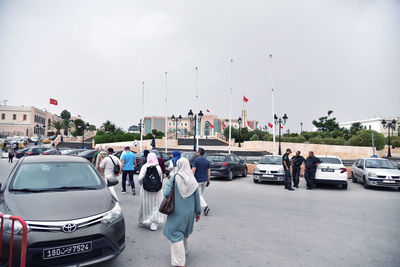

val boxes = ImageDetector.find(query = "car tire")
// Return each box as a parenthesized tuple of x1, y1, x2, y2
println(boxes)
(253, 178, 259, 183)
(227, 170, 233, 181)
(341, 183, 348, 190)
(242, 168, 248, 177)
(363, 177, 370, 189)
(351, 172, 357, 183)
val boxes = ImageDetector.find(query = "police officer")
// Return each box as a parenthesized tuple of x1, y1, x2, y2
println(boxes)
(291, 151, 305, 188)
(304, 151, 321, 190)
(282, 148, 294, 191)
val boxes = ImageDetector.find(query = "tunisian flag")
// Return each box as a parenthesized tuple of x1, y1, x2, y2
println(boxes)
(268, 122, 273, 128)
(243, 96, 249, 103)
(49, 98, 58, 105)
(206, 109, 210, 113)
(209, 123, 214, 128)
(222, 121, 226, 130)
(247, 121, 252, 128)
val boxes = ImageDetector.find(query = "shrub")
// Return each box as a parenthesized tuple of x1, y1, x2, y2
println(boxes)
(250, 134, 259, 141)
(349, 130, 386, 150)
(391, 136, 400, 148)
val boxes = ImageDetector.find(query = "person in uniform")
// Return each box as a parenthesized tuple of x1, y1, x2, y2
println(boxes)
(291, 151, 305, 188)
(304, 151, 321, 190)
(282, 148, 294, 191)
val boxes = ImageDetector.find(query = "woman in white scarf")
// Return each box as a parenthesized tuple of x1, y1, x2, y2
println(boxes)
(163, 158, 202, 267)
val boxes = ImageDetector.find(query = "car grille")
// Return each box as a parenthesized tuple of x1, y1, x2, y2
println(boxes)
(376, 181, 400, 186)
(270, 171, 278, 174)
(26, 235, 118, 267)
(391, 176, 400, 179)
(259, 170, 266, 173)
(377, 175, 386, 178)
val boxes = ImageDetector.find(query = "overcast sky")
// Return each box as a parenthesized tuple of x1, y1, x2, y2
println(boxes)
(0, 0, 399, 132)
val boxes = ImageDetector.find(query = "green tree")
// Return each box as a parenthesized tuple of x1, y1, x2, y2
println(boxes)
(72, 119, 86, 136)
(250, 134, 259, 141)
(390, 136, 400, 149)
(51, 120, 63, 135)
(101, 120, 116, 133)
(349, 130, 386, 150)
(88, 125, 97, 131)
(62, 120, 72, 136)
(349, 122, 364, 136)
(312, 110, 340, 132)
(60, 110, 71, 121)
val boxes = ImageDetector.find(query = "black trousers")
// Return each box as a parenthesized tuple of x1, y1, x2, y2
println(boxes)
(122, 170, 135, 191)
(284, 169, 292, 189)
(304, 168, 316, 188)
(292, 167, 301, 186)
(8, 154, 14, 163)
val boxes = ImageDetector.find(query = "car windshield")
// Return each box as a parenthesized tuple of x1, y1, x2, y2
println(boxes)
(10, 162, 104, 191)
(77, 150, 94, 156)
(259, 156, 282, 165)
(319, 157, 342, 164)
(207, 155, 226, 162)
(365, 159, 396, 169)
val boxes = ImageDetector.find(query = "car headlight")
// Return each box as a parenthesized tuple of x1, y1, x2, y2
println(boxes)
(278, 168, 284, 174)
(254, 167, 260, 173)
(368, 172, 377, 178)
(2, 219, 29, 235)
(101, 202, 123, 226)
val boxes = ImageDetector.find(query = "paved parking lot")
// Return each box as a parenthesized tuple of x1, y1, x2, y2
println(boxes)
(1, 158, 399, 266)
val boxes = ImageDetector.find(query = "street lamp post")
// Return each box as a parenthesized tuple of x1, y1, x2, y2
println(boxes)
(35, 124, 45, 146)
(204, 122, 210, 139)
(381, 119, 397, 158)
(238, 117, 242, 147)
(171, 115, 182, 139)
(274, 114, 288, 155)
(300, 122, 303, 133)
(78, 122, 90, 149)
(188, 109, 203, 151)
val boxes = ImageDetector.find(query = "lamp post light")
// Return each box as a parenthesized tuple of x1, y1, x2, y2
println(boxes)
(171, 115, 182, 139)
(35, 123, 45, 145)
(300, 122, 303, 133)
(188, 109, 203, 151)
(238, 117, 242, 147)
(77, 122, 90, 149)
(274, 114, 288, 155)
(381, 119, 397, 158)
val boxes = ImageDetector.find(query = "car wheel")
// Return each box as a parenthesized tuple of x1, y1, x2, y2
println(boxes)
(242, 168, 248, 177)
(253, 178, 259, 183)
(341, 183, 348, 190)
(351, 172, 357, 183)
(227, 170, 233, 181)
(363, 177, 370, 189)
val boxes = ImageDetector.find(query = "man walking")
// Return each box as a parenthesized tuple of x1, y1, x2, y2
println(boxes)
(282, 148, 294, 191)
(291, 151, 305, 188)
(192, 148, 211, 215)
(304, 151, 321, 190)
(120, 146, 136, 195)
(100, 148, 121, 199)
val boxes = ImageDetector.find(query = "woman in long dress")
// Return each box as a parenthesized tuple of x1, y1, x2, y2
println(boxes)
(163, 158, 201, 267)
(138, 152, 165, 231)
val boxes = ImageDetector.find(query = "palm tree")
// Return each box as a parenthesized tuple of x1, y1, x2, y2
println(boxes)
(101, 120, 116, 133)
(52, 121, 63, 135)
(62, 120, 72, 136)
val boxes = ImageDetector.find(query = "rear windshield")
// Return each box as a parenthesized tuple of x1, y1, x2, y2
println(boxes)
(207, 156, 226, 162)
(77, 150, 94, 156)
(319, 157, 342, 164)
(259, 156, 282, 165)
(365, 159, 396, 169)
(11, 163, 104, 191)
(182, 153, 195, 160)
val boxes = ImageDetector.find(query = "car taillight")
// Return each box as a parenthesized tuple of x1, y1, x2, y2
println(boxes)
(27, 152, 32, 155)
(222, 162, 229, 166)
(43, 152, 49, 155)
(340, 168, 347, 173)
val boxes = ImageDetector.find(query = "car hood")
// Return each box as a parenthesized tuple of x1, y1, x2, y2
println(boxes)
(256, 164, 283, 171)
(4, 188, 114, 221)
(365, 168, 400, 177)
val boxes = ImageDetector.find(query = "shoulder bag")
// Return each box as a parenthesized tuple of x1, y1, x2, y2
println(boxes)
(159, 177, 175, 215)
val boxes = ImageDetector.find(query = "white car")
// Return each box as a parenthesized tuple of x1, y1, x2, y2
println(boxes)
(253, 155, 285, 183)
(351, 158, 400, 190)
(314, 155, 348, 189)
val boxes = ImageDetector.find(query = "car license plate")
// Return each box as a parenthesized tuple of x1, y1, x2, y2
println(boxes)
(321, 168, 334, 172)
(383, 180, 395, 183)
(43, 241, 92, 260)
(263, 174, 274, 178)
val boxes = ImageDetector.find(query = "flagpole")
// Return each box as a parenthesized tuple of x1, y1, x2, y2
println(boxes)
(270, 54, 276, 155)
(140, 81, 144, 152)
(229, 59, 233, 154)
(165, 72, 168, 153)
(195, 66, 199, 150)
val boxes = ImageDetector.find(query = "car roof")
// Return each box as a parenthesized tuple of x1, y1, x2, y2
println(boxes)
(20, 155, 90, 163)
(316, 155, 341, 159)
(361, 158, 387, 160)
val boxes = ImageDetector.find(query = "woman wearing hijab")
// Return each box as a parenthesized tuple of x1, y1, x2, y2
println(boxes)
(167, 150, 181, 177)
(138, 152, 165, 231)
(163, 158, 201, 267)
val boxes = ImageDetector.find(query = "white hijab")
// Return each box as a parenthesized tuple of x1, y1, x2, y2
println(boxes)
(174, 158, 198, 199)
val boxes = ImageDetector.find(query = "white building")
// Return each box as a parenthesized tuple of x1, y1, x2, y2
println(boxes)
(339, 117, 399, 137)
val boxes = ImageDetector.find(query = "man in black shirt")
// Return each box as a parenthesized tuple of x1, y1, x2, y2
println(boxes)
(282, 148, 294, 191)
(291, 151, 305, 188)
(304, 151, 321, 190)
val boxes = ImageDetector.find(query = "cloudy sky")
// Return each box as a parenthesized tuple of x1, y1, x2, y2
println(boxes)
(0, 0, 399, 132)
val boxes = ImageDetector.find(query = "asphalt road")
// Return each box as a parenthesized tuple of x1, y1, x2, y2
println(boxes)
(1, 158, 400, 267)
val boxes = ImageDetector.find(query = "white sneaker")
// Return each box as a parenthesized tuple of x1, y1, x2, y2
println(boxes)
(150, 223, 158, 231)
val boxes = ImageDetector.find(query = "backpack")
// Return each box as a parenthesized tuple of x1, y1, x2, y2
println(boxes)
(108, 156, 120, 175)
(143, 166, 162, 192)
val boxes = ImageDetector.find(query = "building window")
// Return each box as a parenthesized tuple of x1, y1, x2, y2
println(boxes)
(23, 114, 27, 121)
(169, 122, 171, 126)
(13, 114, 16, 120)
(1, 113, 4, 120)
(185, 123, 187, 126)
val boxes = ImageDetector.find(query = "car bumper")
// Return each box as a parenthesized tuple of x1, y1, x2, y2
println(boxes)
(210, 167, 229, 177)
(253, 173, 285, 182)
(314, 179, 348, 185)
(367, 178, 400, 188)
(1, 218, 125, 267)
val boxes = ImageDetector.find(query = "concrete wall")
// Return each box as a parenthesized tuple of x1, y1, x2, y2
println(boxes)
(241, 141, 385, 159)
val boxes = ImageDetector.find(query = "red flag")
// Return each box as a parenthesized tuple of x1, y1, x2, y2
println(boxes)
(268, 123, 273, 128)
(206, 109, 210, 113)
(259, 127, 262, 130)
(78, 115, 81, 118)
(247, 121, 252, 128)
(209, 123, 214, 128)
(49, 98, 58, 105)
(243, 96, 249, 103)
(280, 125, 284, 129)
(222, 121, 226, 129)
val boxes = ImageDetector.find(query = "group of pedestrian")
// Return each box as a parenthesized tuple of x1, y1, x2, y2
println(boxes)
(283, 149, 321, 190)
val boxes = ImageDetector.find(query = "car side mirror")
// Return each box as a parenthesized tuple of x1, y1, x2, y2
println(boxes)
(107, 178, 119, 187)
